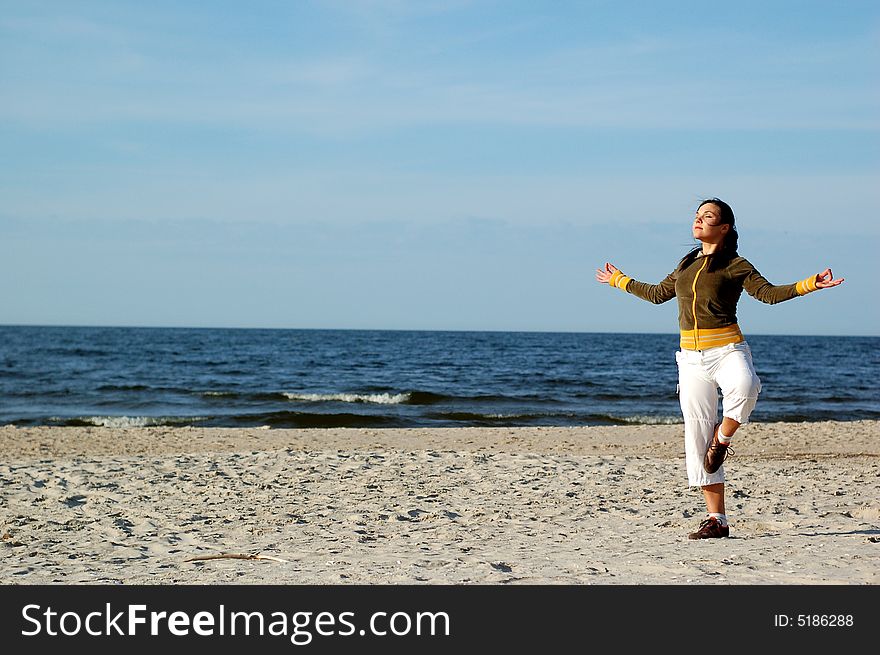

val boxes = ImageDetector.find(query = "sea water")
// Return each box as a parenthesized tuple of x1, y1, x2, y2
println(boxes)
(1, 326, 877, 428)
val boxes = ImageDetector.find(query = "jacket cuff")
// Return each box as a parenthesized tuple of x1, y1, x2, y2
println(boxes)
(795, 275, 819, 295)
(608, 270, 632, 292)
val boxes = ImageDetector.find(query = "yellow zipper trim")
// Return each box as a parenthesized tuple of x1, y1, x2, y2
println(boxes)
(690, 256, 709, 350)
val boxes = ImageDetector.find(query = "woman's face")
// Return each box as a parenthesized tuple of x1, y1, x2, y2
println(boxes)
(692, 203, 729, 243)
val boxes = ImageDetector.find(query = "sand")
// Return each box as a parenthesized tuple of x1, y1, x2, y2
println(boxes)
(0, 421, 877, 584)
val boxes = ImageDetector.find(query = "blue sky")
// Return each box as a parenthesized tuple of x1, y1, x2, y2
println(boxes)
(1, 1, 878, 334)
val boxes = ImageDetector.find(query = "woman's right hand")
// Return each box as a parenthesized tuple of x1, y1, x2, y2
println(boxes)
(814, 268, 844, 289)
(595, 262, 619, 284)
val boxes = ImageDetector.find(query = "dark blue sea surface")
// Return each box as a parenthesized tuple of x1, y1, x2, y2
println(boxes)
(0, 326, 877, 428)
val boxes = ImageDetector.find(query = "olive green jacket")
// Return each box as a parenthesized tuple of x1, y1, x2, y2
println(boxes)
(608, 252, 819, 350)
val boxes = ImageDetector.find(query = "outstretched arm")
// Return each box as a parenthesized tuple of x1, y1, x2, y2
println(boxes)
(596, 262, 676, 304)
(740, 260, 844, 304)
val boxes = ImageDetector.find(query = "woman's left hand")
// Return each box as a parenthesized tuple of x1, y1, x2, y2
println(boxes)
(815, 268, 844, 289)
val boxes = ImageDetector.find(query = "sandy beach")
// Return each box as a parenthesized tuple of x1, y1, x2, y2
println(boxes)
(1, 421, 877, 585)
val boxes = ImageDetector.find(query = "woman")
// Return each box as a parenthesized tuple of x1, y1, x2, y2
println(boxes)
(596, 198, 843, 539)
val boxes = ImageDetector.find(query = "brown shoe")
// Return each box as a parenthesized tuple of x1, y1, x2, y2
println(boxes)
(687, 516, 730, 539)
(703, 424, 734, 474)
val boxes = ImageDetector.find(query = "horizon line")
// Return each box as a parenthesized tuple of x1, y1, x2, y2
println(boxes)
(1, 323, 876, 339)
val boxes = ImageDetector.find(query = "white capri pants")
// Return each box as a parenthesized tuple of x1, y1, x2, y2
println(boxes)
(675, 341, 761, 487)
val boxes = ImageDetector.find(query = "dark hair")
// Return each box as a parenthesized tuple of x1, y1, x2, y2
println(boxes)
(678, 197, 739, 272)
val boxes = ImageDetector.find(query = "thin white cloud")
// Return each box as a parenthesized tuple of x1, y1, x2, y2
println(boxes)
(3, 68, 876, 133)
(0, 14, 134, 44)
(2, 3, 877, 132)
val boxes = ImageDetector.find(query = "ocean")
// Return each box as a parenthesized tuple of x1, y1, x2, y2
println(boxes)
(1, 326, 877, 428)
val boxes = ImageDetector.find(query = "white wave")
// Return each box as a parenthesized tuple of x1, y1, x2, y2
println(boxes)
(82, 416, 199, 428)
(618, 415, 683, 425)
(83, 416, 157, 428)
(283, 392, 410, 405)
